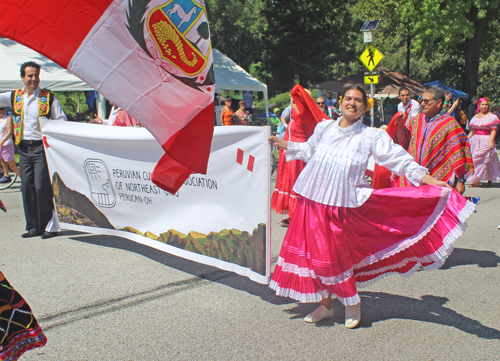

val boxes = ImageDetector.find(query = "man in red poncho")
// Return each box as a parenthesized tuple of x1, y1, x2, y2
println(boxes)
(374, 86, 472, 194)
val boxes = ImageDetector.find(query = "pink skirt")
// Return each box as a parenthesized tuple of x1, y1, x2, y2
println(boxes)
(269, 185, 474, 306)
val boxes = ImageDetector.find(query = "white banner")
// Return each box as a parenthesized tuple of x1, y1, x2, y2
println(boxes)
(41, 120, 271, 284)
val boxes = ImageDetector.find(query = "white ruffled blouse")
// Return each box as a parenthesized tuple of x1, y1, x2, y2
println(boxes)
(285, 119, 429, 208)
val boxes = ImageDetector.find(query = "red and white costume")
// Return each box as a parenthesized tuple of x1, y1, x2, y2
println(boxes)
(270, 117, 474, 306)
(466, 113, 500, 183)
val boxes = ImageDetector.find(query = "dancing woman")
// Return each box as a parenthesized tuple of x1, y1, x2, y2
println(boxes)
(465, 97, 500, 186)
(268, 85, 474, 329)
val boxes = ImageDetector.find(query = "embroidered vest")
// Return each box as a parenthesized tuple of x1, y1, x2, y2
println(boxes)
(10, 89, 53, 145)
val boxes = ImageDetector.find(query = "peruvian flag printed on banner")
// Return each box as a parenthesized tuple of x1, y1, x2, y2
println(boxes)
(0, 0, 215, 193)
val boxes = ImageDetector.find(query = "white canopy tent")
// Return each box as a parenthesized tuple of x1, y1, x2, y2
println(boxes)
(0, 38, 108, 118)
(213, 49, 269, 124)
(0, 38, 93, 92)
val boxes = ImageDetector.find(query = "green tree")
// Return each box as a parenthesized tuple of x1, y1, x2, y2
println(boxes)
(205, 0, 268, 67)
(261, 0, 357, 93)
(399, 0, 500, 97)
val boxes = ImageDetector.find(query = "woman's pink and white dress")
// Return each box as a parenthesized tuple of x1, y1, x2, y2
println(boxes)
(269, 119, 474, 306)
(465, 113, 500, 184)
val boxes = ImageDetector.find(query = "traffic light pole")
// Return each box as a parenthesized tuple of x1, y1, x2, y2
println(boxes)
(370, 84, 374, 127)
(360, 20, 381, 128)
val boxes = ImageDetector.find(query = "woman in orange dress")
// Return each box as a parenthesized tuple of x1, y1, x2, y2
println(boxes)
(220, 98, 234, 126)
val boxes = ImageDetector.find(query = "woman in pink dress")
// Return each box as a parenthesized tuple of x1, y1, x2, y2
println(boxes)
(233, 101, 250, 125)
(268, 85, 474, 329)
(271, 86, 325, 227)
(466, 97, 500, 187)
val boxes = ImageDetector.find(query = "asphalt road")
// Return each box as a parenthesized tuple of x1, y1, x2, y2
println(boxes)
(1, 175, 499, 361)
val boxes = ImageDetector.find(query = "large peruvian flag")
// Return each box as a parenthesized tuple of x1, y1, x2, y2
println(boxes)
(0, 0, 215, 193)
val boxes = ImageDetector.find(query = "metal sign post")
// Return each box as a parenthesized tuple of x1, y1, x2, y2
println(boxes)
(360, 20, 382, 127)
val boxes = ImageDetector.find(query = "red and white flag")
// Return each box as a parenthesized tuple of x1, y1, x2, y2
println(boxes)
(0, 0, 215, 193)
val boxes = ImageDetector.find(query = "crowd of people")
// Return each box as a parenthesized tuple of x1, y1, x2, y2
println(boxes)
(0, 57, 498, 359)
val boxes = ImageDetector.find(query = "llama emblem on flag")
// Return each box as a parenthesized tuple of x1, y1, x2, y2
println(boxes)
(126, 0, 214, 90)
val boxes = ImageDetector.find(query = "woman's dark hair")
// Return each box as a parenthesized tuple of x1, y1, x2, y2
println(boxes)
(225, 97, 232, 103)
(342, 85, 367, 106)
(238, 100, 246, 107)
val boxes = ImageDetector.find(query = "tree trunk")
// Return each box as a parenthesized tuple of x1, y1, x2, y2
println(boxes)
(463, 6, 486, 97)
(406, 23, 411, 77)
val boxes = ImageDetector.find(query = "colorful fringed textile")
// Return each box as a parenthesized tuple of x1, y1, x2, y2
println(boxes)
(397, 113, 473, 187)
(0, 272, 46, 361)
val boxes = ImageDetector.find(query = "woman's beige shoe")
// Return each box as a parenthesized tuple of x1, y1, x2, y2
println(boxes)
(304, 305, 335, 323)
(345, 303, 361, 329)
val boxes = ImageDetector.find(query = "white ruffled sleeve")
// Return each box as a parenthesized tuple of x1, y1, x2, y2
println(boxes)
(372, 130, 428, 186)
(285, 119, 334, 163)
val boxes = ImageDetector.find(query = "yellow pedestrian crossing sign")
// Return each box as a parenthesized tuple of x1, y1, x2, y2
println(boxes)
(359, 45, 384, 71)
(364, 75, 379, 84)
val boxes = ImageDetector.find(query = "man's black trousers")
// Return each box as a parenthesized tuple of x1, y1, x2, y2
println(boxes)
(18, 140, 54, 233)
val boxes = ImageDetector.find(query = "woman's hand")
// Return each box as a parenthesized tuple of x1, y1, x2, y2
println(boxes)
(422, 174, 453, 189)
(394, 111, 405, 123)
(90, 116, 103, 124)
(489, 140, 495, 149)
(269, 135, 288, 150)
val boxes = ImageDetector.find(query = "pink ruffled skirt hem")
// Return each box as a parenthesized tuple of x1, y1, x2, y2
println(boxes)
(269, 185, 474, 306)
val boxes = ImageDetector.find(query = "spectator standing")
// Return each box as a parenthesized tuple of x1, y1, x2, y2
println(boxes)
(0, 61, 67, 239)
(443, 90, 459, 117)
(280, 100, 292, 129)
(0, 107, 20, 183)
(397, 86, 421, 121)
(465, 98, 500, 186)
(468, 96, 479, 120)
(220, 98, 234, 126)
(316, 97, 332, 119)
(332, 102, 342, 120)
(324, 91, 337, 108)
(233, 100, 250, 125)
(394, 86, 472, 194)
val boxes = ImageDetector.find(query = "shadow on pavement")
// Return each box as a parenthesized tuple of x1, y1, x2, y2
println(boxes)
(284, 292, 500, 339)
(68, 233, 294, 306)
(441, 247, 500, 269)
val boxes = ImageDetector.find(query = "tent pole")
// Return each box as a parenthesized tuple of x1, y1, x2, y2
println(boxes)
(96, 93, 107, 119)
(264, 85, 269, 125)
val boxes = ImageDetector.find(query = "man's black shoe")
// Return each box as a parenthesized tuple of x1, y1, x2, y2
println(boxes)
(21, 231, 43, 238)
(41, 232, 57, 239)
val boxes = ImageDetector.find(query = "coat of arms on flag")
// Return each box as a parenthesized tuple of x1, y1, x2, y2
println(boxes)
(127, 0, 214, 90)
